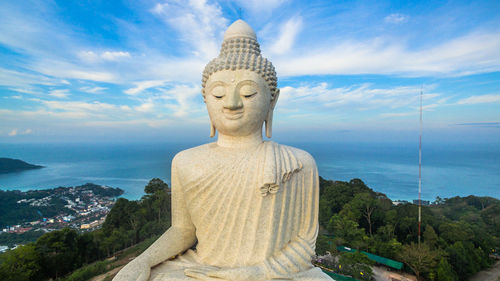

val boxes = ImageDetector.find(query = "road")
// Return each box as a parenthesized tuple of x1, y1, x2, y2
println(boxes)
(469, 260, 500, 281)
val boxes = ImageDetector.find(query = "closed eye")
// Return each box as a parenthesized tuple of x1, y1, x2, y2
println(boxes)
(243, 92, 257, 98)
(213, 95, 223, 99)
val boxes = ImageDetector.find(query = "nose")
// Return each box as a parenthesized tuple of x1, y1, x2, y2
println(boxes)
(224, 88, 243, 110)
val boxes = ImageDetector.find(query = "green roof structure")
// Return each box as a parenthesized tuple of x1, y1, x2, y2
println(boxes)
(321, 269, 359, 281)
(337, 246, 404, 270)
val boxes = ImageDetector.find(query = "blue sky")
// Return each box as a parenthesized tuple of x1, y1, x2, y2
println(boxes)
(0, 0, 499, 143)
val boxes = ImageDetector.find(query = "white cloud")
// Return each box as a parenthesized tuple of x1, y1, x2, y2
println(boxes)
(58, 69, 116, 82)
(67, 70, 115, 82)
(0, 68, 60, 87)
(78, 51, 131, 62)
(7, 128, 33, 136)
(101, 51, 130, 61)
(135, 102, 155, 113)
(49, 89, 70, 98)
(148, 58, 206, 83)
(275, 30, 500, 77)
(270, 17, 302, 55)
(77, 51, 99, 62)
(9, 87, 38, 95)
(158, 83, 202, 117)
(279, 83, 436, 109)
(456, 94, 500, 105)
(41, 100, 118, 114)
(81, 118, 172, 128)
(380, 102, 441, 118)
(79, 86, 108, 94)
(29, 58, 118, 83)
(125, 80, 167, 95)
(384, 13, 409, 24)
(151, 0, 228, 59)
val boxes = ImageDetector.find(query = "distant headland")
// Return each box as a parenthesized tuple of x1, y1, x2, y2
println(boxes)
(0, 158, 44, 174)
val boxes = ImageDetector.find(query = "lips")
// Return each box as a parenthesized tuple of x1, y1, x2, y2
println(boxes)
(223, 110, 244, 120)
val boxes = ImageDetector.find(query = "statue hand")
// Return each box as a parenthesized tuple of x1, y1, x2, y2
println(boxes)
(113, 258, 150, 281)
(206, 265, 267, 281)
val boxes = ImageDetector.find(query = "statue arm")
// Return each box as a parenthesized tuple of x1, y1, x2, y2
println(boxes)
(113, 156, 196, 281)
(262, 162, 320, 279)
(136, 156, 197, 267)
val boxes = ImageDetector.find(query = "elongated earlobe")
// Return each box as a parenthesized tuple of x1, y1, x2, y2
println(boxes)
(265, 111, 273, 138)
(210, 122, 216, 138)
(266, 89, 280, 138)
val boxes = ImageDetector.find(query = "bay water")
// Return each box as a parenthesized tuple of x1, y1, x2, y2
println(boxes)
(0, 142, 498, 201)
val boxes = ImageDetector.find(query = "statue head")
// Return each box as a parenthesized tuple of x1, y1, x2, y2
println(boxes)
(202, 20, 279, 138)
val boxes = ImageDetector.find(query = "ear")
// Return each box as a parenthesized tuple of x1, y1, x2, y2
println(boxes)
(210, 121, 216, 138)
(265, 89, 280, 138)
(203, 94, 216, 138)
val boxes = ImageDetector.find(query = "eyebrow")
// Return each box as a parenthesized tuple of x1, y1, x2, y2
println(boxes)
(207, 81, 226, 87)
(237, 80, 259, 86)
(208, 79, 259, 85)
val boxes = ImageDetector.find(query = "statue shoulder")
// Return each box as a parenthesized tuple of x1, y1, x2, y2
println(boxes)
(278, 143, 317, 170)
(172, 143, 212, 171)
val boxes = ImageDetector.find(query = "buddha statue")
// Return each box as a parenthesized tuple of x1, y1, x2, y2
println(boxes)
(113, 20, 332, 281)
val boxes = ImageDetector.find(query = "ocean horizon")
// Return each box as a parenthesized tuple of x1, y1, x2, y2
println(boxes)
(1, 141, 499, 201)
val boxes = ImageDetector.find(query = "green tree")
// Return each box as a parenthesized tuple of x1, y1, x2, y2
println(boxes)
(315, 235, 331, 256)
(144, 178, 168, 194)
(349, 193, 380, 236)
(327, 214, 366, 249)
(371, 237, 402, 259)
(35, 228, 81, 279)
(318, 198, 333, 227)
(143, 178, 171, 223)
(318, 178, 375, 228)
(0, 244, 42, 281)
(76, 232, 101, 264)
(439, 221, 474, 244)
(435, 257, 458, 281)
(376, 224, 395, 241)
(338, 251, 374, 281)
(480, 203, 500, 235)
(446, 241, 474, 280)
(398, 242, 438, 281)
(423, 225, 438, 247)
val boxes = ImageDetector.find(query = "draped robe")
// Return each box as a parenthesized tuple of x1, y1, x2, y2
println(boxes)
(149, 142, 332, 280)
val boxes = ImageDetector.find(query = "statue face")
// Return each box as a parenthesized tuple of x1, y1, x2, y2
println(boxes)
(205, 69, 272, 137)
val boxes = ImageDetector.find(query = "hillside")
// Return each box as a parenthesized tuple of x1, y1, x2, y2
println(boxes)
(0, 158, 44, 174)
(0, 177, 498, 281)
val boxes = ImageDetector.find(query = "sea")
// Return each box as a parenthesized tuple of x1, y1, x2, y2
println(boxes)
(0, 141, 499, 201)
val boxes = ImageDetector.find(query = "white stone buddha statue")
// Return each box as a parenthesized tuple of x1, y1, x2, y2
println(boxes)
(113, 20, 333, 281)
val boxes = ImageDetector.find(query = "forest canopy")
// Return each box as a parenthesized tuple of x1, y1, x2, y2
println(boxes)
(0, 177, 498, 281)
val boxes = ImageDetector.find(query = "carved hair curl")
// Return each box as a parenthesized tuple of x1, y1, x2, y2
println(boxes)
(201, 37, 279, 100)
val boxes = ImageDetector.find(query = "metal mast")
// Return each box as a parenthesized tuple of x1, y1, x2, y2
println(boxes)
(418, 87, 423, 245)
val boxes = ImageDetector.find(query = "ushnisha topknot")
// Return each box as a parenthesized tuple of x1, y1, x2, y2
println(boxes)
(202, 20, 279, 101)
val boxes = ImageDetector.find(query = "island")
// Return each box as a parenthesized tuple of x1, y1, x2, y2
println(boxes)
(0, 157, 44, 174)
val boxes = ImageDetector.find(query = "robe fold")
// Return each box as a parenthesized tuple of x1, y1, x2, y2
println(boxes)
(149, 142, 332, 281)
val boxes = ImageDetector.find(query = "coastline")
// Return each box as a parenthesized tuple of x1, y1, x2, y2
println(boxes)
(0, 183, 123, 234)
(0, 142, 499, 201)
